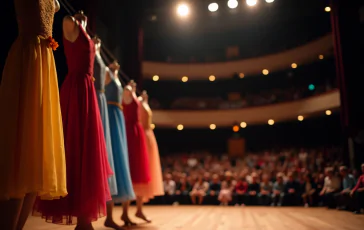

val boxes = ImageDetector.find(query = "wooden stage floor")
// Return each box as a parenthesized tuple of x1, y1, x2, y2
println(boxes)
(25, 206, 364, 230)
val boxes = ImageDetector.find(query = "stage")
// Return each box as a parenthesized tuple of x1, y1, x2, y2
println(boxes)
(25, 206, 364, 230)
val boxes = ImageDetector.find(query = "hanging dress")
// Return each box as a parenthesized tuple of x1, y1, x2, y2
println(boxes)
(140, 101, 164, 197)
(122, 95, 153, 201)
(0, 0, 67, 200)
(105, 72, 135, 202)
(94, 53, 118, 196)
(33, 22, 112, 225)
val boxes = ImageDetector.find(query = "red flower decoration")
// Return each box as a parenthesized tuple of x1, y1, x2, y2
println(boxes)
(48, 36, 59, 51)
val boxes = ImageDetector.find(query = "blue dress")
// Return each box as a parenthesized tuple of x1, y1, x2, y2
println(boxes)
(94, 54, 118, 196)
(105, 72, 135, 202)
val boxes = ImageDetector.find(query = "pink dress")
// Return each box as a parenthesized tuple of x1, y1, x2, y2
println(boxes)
(122, 96, 152, 200)
(140, 101, 164, 196)
(33, 23, 112, 224)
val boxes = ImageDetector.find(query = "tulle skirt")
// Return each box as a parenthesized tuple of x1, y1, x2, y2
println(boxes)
(108, 104, 135, 202)
(97, 92, 117, 196)
(144, 129, 164, 197)
(33, 67, 112, 224)
(0, 35, 67, 200)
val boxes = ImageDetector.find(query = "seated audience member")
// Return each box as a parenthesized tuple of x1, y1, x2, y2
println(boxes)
(259, 174, 273, 205)
(234, 177, 248, 206)
(284, 172, 300, 206)
(350, 163, 364, 214)
(302, 173, 317, 207)
(320, 167, 341, 208)
(247, 173, 260, 205)
(218, 181, 233, 206)
(164, 173, 176, 204)
(335, 166, 356, 210)
(175, 176, 192, 204)
(208, 174, 221, 204)
(190, 176, 209, 205)
(272, 173, 285, 206)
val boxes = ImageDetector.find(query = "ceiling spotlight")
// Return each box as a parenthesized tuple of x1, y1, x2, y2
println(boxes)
(265, 0, 274, 3)
(297, 115, 304, 121)
(268, 119, 274, 125)
(325, 6, 331, 12)
(177, 124, 184, 130)
(239, 73, 245, 78)
(209, 75, 216, 81)
(208, 3, 219, 12)
(182, 76, 188, 82)
(262, 69, 269, 75)
(291, 63, 297, 69)
(240, 122, 247, 128)
(325, 110, 332, 116)
(318, 54, 324, 60)
(246, 0, 257, 6)
(177, 3, 190, 17)
(152, 75, 159, 81)
(210, 124, 216, 130)
(227, 0, 238, 9)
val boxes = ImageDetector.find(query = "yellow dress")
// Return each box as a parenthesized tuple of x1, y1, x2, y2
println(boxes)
(0, 0, 67, 200)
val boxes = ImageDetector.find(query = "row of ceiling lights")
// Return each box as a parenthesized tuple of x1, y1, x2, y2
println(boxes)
(177, 0, 331, 16)
(151, 54, 325, 82)
(150, 110, 333, 130)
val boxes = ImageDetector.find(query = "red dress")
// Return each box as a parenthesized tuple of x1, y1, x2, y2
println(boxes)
(122, 97, 151, 192)
(33, 23, 112, 224)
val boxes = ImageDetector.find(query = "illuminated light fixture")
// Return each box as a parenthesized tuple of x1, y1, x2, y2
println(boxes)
(232, 125, 240, 132)
(152, 75, 159, 81)
(227, 0, 238, 9)
(208, 2, 219, 12)
(291, 63, 297, 69)
(265, 0, 274, 3)
(308, 84, 315, 91)
(181, 76, 188, 82)
(318, 54, 324, 60)
(325, 6, 331, 12)
(246, 0, 257, 6)
(325, 110, 332, 116)
(297, 115, 304, 121)
(177, 124, 184, 130)
(177, 3, 190, 17)
(209, 75, 216, 81)
(240, 122, 247, 128)
(268, 119, 274, 125)
(239, 73, 245, 78)
(210, 124, 216, 130)
(262, 69, 269, 75)
(150, 124, 155, 129)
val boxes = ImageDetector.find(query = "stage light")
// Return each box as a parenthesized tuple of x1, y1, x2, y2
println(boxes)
(239, 73, 245, 78)
(152, 75, 159, 81)
(227, 0, 238, 9)
(232, 125, 240, 132)
(210, 124, 216, 130)
(246, 0, 257, 6)
(151, 124, 155, 129)
(308, 84, 315, 91)
(177, 3, 190, 17)
(208, 2, 219, 12)
(182, 76, 188, 82)
(240, 122, 247, 128)
(291, 63, 297, 69)
(318, 54, 324, 60)
(325, 110, 332, 116)
(177, 124, 184, 130)
(325, 6, 331, 12)
(262, 69, 269, 75)
(298, 115, 304, 121)
(265, 0, 274, 3)
(209, 75, 216, 81)
(268, 119, 274, 125)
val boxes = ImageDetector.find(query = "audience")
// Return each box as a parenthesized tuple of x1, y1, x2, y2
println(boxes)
(157, 148, 363, 215)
